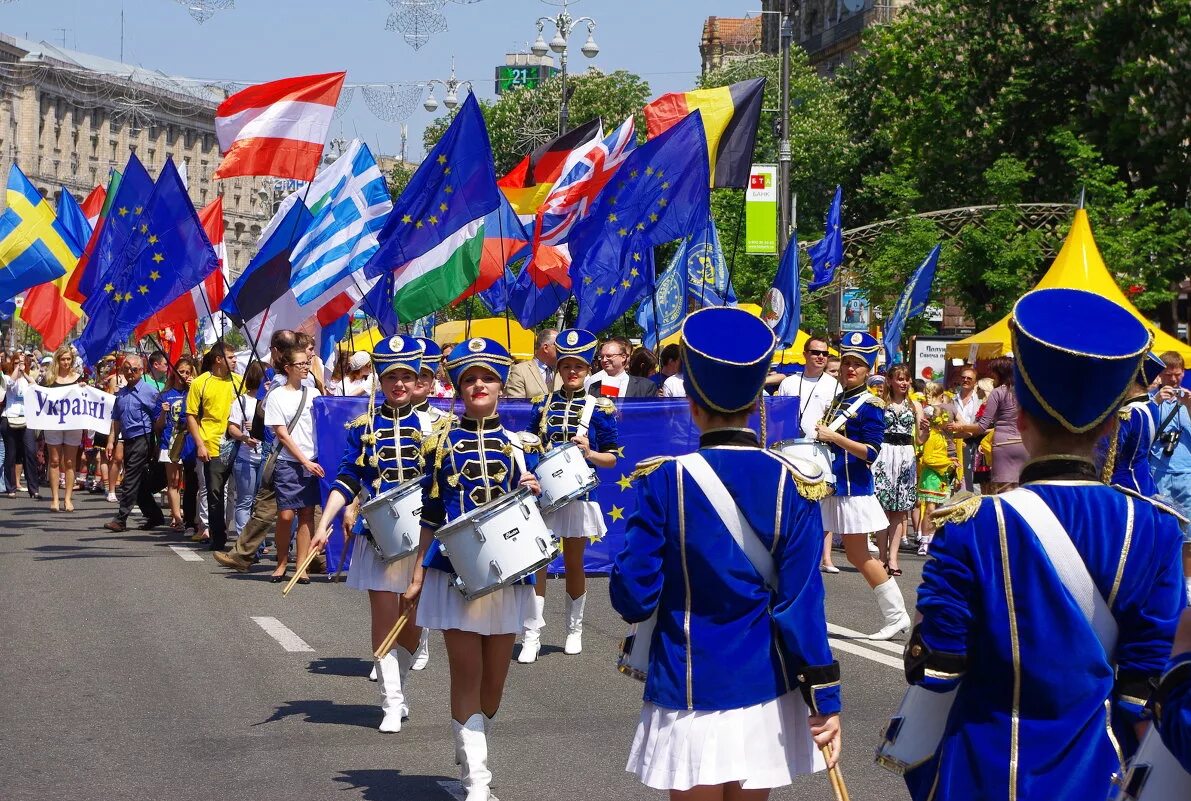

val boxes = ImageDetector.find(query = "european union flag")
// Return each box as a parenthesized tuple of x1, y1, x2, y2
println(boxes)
(882, 244, 941, 365)
(77, 152, 153, 300)
(477, 265, 515, 315)
(635, 244, 688, 348)
(0, 164, 81, 303)
(763, 229, 801, 349)
(55, 185, 94, 252)
(359, 267, 399, 336)
(569, 111, 710, 334)
(78, 159, 219, 364)
(684, 213, 736, 306)
(806, 185, 843, 292)
(507, 244, 572, 330)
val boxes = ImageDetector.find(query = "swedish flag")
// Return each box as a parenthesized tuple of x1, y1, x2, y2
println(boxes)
(0, 165, 82, 303)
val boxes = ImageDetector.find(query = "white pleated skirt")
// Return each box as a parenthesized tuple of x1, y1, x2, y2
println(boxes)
(346, 533, 416, 593)
(417, 568, 535, 636)
(544, 498, 607, 540)
(626, 691, 824, 791)
(820, 494, 888, 535)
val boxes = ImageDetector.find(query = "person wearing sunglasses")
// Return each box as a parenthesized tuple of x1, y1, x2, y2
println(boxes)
(587, 337, 657, 399)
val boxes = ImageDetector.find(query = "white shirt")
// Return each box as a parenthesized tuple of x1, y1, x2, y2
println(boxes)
(228, 396, 263, 464)
(3, 373, 27, 419)
(954, 388, 980, 425)
(662, 374, 686, 398)
(777, 371, 842, 438)
(264, 384, 321, 462)
(590, 370, 630, 397)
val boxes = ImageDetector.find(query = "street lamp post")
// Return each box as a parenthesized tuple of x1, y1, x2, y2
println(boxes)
(530, 0, 598, 134)
(423, 58, 474, 113)
(778, 0, 793, 254)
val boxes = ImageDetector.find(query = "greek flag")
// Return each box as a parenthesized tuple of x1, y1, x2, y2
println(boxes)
(290, 140, 391, 305)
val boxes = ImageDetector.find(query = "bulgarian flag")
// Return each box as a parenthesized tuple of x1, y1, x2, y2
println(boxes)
(363, 94, 500, 324)
(644, 77, 766, 189)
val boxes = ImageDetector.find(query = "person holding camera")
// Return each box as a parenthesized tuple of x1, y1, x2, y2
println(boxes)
(1151, 350, 1191, 603)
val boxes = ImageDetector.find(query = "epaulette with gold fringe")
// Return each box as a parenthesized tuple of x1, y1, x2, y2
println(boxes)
(347, 411, 371, 429)
(530, 393, 546, 405)
(516, 431, 543, 453)
(764, 450, 832, 501)
(595, 397, 616, 414)
(867, 395, 886, 410)
(630, 455, 672, 483)
(931, 493, 985, 526)
(1110, 484, 1191, 525)
(1118, 407, 1132, 422)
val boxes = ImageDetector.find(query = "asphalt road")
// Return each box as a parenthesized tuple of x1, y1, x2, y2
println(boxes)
(0, 492, 918, 801)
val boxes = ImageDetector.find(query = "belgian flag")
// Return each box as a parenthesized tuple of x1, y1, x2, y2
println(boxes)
(498, 118, 602, 216)
(644, 77, 766, 189)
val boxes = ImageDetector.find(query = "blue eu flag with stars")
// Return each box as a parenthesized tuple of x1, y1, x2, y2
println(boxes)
(882, 244, 941, 365)
(569, 111, 710, 334)
(806, 185, 843, 292)
(77, 159, 219, 364)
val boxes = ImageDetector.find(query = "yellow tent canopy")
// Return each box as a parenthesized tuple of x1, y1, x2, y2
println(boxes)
(947, 209, 1191, 362)
(653, 303, 836, 365)
(344, 319, 535, 361)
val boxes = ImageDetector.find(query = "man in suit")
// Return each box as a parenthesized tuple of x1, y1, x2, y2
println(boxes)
(504, 328, 560, 399)
(588, 336, 657, 399)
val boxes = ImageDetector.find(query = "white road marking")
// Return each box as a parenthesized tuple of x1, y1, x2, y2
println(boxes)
(436, 780, 465, 800)
(251, 616, 314, 652)
(828, 637, 903, 669)
(168, 545, 204, 562)
(827, 622, 906, 654)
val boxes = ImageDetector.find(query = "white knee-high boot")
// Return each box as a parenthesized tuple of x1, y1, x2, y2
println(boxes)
(866, 578, 911, 641)
(376, 646, 413, 732)
(453, 713, 494, 800)
(564, 593, 586, 655)
(518, 594, 546, 664)
(412, 628, 431, 670)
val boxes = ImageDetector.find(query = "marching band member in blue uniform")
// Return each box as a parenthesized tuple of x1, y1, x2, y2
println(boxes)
(611, 307, 841, 800)
(403, 338, 542, 801)
(903, 288, 1186, 801)
(1102, 352, 1165, 495)
(518, 328, 620, 663)
(311, 336, 429, 733)
(408, 335, 448, 671)
(815, 331, 911, 641)
(1156, 609, 1191, 772)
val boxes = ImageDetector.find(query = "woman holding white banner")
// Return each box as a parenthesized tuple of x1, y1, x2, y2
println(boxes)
(42, 345, 84, 512)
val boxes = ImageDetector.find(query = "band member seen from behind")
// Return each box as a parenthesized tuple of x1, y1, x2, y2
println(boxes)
(403, 338, 542, 801)
(815, 332, 911, 641)
(611, 307, 841, 801)
(312, 337, 429, 733)
(519, 328, 619, 664)
(903, 289, 1186, 801)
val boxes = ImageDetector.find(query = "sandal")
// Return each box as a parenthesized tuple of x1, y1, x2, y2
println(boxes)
(888, 566, 903, 577)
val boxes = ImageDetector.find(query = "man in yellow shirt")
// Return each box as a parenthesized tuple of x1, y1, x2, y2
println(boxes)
(185, 340, 243, 551)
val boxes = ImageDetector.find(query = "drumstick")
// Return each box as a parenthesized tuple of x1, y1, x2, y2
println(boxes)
(281, 549, 320, 596)
(373, 611, 410, 659)
(820, 744, 850, 801)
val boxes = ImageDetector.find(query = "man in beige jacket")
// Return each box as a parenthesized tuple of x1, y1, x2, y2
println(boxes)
(505, 328, 560, 398)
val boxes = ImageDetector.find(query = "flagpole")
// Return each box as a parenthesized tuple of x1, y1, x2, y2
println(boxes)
(722, 192, 746, 307)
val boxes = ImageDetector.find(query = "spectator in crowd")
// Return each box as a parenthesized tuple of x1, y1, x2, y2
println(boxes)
(155, 356, 195, 531)
(917, 382, 959, 555)
(660, 353, 686, 398)
(103, 355, 165, 531)
(945, 364, 981, 491)
(2, 352, 39, 499)
(184, 340, 243, 551)
(651, 344, 681, 390)
(872, 364, 922, 576)
(101, 353, 127, 503)
(145, 350, 169, 392)
(505, 328, 559, 398)
(341, 351, 375, 396)
(825, 355, 841, 378)
(43, 345, 84, 512)
(627, 346, 658, 381)
(265, 346, 323, 583)
(293, 332, 325, 393)
(587, 337, 657, 398)
(1150, 351, 1191, 602)
(227, 362, 267, 540)
(949, 357, 1026, 492)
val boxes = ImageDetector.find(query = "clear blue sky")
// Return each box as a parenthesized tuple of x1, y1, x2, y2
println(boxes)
(2, 0, 754, 161)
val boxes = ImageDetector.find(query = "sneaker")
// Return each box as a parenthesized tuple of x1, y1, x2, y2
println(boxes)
(106, 491, 117, 503)
(867, 536, 879, 554)
(213, 551, 251, 572)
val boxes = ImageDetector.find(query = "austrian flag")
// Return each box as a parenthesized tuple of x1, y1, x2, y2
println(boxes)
(213, 72, 345, 182)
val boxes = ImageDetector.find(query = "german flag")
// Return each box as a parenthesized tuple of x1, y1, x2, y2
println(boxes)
(644, 77, 766, 189)
(498, 118, 601, 216)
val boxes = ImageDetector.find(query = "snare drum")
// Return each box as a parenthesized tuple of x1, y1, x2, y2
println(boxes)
(535, 443, 599, 513)
(360, 479, 423, 562)
(774, 438, 835, 484)
(874, 685, 957, 775)
(616, 611, 657, 682)
(1111, 726, 1191, 800)
(435, 487, 557, 601)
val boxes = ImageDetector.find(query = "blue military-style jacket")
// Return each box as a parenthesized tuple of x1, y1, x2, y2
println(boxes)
(331, 402, 429, 502)
(528, 388, 620, 456)
(610, 429, 841, 716)
(824, 386, 885, 495)
(1157, 651, 1191, 772)
(1107, 394, 1161, 496)
(906, 458, 1186, 801)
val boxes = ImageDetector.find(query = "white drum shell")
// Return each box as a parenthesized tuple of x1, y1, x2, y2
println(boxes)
(617, 610, 658, 682)
(535, 443, 599, 513)
(435, 488, 557, 601)
(775, 439, 836, 484)
(874, 685, 957, 775)
(360, 479, 424, 563)
(1111, 726, 1191, 801)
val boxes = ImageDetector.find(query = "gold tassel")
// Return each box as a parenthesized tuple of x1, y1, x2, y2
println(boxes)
(792, 474, 831, 501)
(932, 494, 984, 526)
(1101, 413, 1122, 483)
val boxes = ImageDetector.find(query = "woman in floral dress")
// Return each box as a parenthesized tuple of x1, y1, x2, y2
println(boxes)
(872, 365, 922, 576)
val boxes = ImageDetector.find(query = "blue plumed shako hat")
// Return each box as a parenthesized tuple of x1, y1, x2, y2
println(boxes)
(445, 337, 514, 387)
(372, 335, 423, 378)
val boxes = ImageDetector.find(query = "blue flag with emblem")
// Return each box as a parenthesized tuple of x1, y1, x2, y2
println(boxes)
(635, 240, 689, 347)
(78, 152, 154, 300)
(806, 185, 843, 292)
(569, 111, 710, 334)
(0, 164, 81, 303)
(882, 243, 941, 366)
(684, 213, 736, 306)
(763, 228, 801, 349)
(77, 159, 219, 364)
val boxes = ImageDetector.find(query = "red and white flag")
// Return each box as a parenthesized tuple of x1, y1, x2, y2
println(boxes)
(213, 71, 346, 182)
(135, 197, 227, 339)
(80, 184, 106, 229)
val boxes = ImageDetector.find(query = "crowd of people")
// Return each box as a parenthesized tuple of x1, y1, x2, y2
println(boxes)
(5, 301, 1191, 800)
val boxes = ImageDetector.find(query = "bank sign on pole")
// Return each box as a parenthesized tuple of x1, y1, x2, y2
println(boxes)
(745, 164, 778, 255)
